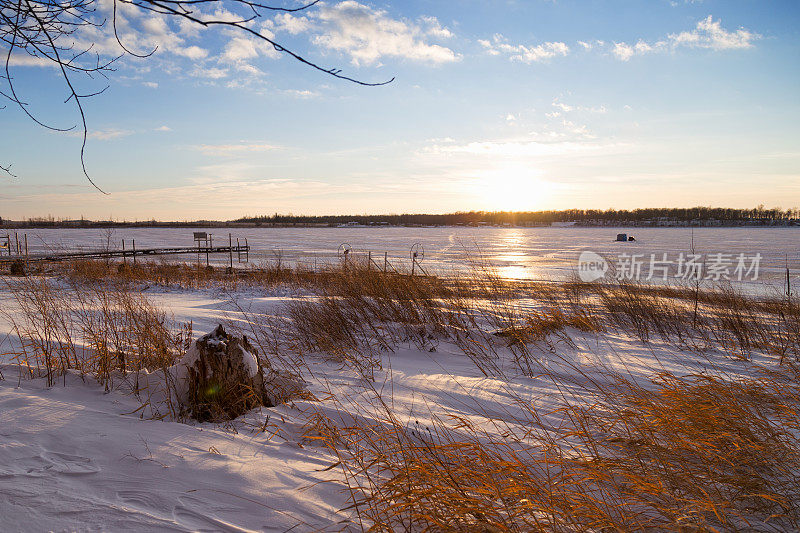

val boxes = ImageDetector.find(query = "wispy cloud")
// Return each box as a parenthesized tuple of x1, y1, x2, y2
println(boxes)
(190, 66, 229, 79)
(268, 1, 459, 66)
(670, 15, 758, 50)
(613, 15, 759, 61)
(424, 139, 607, 158)
(193, 142, 281, 157)
(282, 89, 321, 99)
(67, 128, 134, 140)
(479, 34, 569, 63)
(551, 98, 607, 115)
(482, 16, 757, 65)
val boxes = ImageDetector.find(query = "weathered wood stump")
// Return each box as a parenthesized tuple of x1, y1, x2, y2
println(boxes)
(184, 324, 272, 422)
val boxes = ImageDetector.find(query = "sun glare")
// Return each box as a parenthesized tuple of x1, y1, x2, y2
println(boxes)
(475, 167, 554, 212)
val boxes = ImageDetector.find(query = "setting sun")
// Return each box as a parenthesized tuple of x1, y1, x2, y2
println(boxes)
(474, 166, 555, 212)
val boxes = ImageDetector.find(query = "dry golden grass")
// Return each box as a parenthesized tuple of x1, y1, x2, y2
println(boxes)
(282, 273, 800, 531)
(4, 259, 799, 530)
(591, 281, 800, 362)
(308, 363, 800, 532)
(2, 276, 190, 389)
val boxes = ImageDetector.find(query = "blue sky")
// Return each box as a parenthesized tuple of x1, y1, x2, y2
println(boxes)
(1, 0, 798, 220)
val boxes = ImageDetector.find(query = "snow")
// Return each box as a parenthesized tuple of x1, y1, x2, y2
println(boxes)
(0, 369, 346, 531)
(11, 226, 799, 285)
(242, 347, 260, 378)
(0, 279, 792, 530)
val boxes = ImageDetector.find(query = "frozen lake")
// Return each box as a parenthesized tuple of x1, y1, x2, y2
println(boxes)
(5, 226, 799, 290)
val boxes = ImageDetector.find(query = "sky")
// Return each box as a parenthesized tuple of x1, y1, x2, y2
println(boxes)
(1, 0, 798, 220)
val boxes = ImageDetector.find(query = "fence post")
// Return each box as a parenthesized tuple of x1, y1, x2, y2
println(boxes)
(229, 233, 233, 270)
(132, 240, 136, 265)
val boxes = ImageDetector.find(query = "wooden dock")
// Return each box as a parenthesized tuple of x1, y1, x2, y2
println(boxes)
(0, 245, 248, 263)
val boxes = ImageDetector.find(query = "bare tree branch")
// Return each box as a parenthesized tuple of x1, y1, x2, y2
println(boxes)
(1, 0, 394, 192)
(1, 162, 16, 177)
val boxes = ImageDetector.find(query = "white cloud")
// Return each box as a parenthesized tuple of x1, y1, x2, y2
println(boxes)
(552, 100, 573, 113)
(550, 100, 608, 115)
(176, 45, 209, 60)
(236, 63, 263, 76)
(194, 142, 281, 156)
(191, 67, 229, 79)
(214, 32, 278, 77)
(69, 128, 133, 140)
(222, 37, 260, 63)
(418, 15, 454, 39)
(2, 51, 56, 68)
(612, 16, 758, 61)
(480, 34, 569, 63)
(420, 136, 623, 172)
(142, 81, 159, 88)
(154, 125, 171, 132)
(270, 12, 313, 35)
(283, 89, 321, 99)
(670, 15, 758, 50)
(613, 42, 635, 61)
(269, 1, 459, 66)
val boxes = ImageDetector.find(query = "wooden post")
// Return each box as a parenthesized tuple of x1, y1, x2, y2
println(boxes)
(132, 240, 136, 265)
(384, 252, 388, 273)
(368, 251, 371, 271)
(122, 239, 126, 263)
(24, 234, 28, 259)
(411, 257, 415, 276)
(207, 235, 211, 267)
(15, 232, 19, 255)
(229, 233, 233, 270)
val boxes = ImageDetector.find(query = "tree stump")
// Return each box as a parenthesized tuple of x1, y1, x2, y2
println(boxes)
(183, 324, 272, 422)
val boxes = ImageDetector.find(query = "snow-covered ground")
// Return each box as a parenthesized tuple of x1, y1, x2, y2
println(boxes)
(0, 278, 793, 531)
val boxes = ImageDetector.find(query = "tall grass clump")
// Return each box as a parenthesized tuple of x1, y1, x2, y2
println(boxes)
(594, 281, 800, 362)
(60, 257, 312, 291)
(275, 262, 587, 378)
(311, 362, 800, 532)
(2, 276, 191, 389)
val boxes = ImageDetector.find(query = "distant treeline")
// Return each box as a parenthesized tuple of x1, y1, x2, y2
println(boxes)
(236, 207, 799, 226)
(0, 218, 235, 229)
(3, 206, 797, 229)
